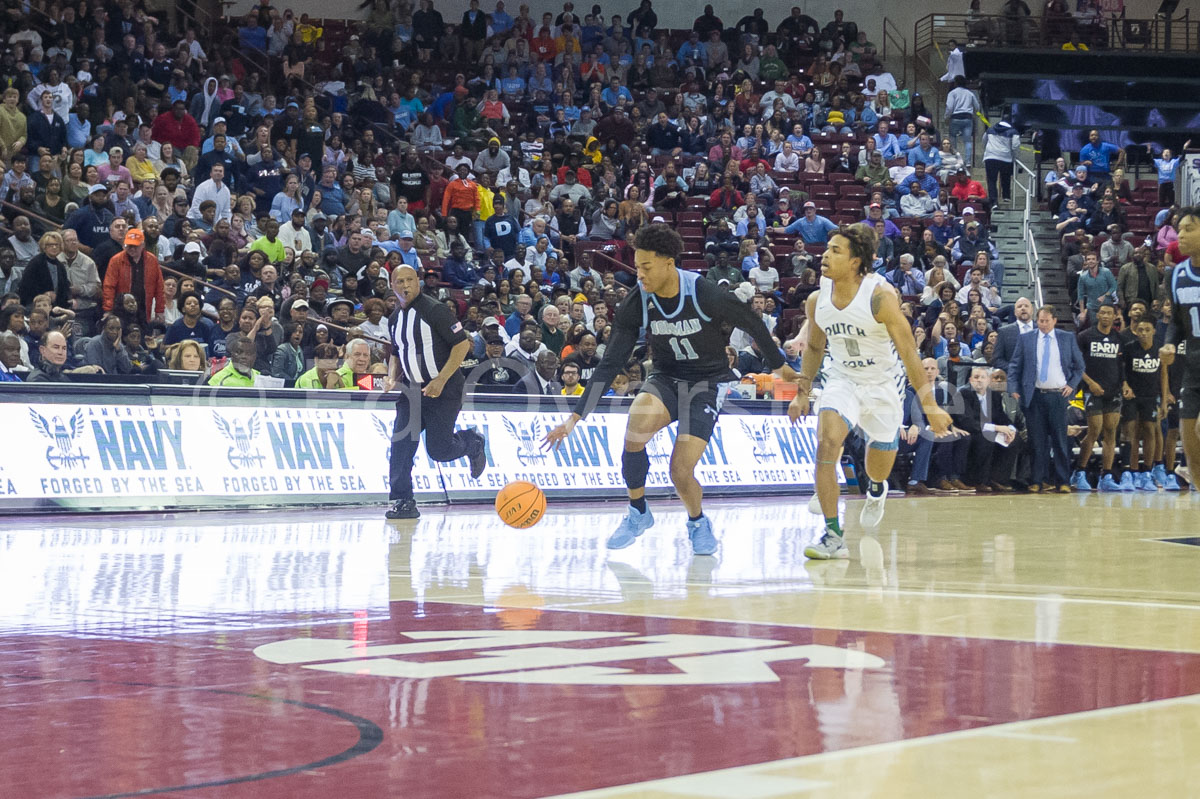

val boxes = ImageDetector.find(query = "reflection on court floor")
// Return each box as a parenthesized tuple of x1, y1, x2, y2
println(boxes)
(0, 493, 1198, 798)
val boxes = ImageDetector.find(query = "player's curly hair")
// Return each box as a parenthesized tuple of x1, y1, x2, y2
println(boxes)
(633, 222, 684, 262)
(835, 223, 879, 275)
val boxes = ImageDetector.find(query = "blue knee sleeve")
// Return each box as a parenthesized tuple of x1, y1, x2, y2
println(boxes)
(622, 448, 650, 490)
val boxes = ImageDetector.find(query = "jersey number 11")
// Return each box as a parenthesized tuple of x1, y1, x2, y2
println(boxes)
(669, 336, 699, 361)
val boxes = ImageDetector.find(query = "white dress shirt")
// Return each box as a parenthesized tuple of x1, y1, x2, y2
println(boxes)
(1034, 330, 1068, 389)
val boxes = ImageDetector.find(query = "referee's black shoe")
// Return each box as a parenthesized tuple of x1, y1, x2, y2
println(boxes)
(463, 428, 487, 479)
(386, 499, 420, 519)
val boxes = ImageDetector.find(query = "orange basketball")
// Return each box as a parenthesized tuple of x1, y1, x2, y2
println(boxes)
(494, 481, 546, 528)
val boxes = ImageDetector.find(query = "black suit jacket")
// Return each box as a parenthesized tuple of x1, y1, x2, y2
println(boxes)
(517, 370, 561, 395)
(960, 388, 1013, 439)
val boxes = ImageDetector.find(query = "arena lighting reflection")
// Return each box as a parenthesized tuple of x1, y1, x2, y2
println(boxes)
(0, 520, 391, 637)
(404, 502, 833, 605)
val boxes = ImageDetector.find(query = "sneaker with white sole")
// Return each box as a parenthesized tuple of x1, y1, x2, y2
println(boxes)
(804, 527, 849, 560)
(606, 504, 655, 549)
(859, 482, 888, 528)
(1174, 465, 1191, 488)
(807, 493, 823, 514)
(686, 515, 718, 556)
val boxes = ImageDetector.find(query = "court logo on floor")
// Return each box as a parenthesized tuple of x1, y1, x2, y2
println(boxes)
(254, 630, 884, 686)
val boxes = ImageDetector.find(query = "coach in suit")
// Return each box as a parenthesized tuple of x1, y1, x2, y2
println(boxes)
(993, 296, 1036, 374)
(960, 365, 1018, 491)
(1009, 305, 1085, 491)
(516, 350, 562, 395)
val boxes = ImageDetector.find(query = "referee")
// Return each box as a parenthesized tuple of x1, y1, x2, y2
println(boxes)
(385, 265, 486, 519)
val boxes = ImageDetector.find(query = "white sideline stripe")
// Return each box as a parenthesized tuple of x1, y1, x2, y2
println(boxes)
(543, 695, 1200, 799)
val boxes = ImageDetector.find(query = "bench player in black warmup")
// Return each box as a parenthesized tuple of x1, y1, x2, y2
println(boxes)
(1074, 303, 1124, 491)
(1123, 319, 1165, 490)
(1160, 206, 1200, 488)
(1162, 312, 1186, 490)
(544, 224, 797, 555)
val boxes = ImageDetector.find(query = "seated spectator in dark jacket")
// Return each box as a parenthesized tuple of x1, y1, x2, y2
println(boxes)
(441, 240, 480, 288)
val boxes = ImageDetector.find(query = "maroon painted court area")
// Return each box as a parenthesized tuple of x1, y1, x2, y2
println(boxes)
(4, 601, 1200, 799)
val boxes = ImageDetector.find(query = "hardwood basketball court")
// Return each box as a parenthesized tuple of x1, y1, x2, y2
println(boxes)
(1, 492, 1197, 798)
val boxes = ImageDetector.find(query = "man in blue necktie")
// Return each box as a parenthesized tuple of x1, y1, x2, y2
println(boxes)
(1010, 305, 1085, 491)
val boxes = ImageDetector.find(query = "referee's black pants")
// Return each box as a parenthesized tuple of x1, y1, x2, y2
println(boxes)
(389, 375, 470, 501)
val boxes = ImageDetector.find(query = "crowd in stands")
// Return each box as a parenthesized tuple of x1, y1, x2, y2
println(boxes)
(0, 0, 1190, 492)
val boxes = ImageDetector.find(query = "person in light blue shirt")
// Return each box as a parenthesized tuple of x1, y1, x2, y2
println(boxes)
(735, 208, 767, 239)
(785, 124, 813, 157)
(873, 119, 901, 160)
(781, 203, 839, 244)
(1077, 129, 1124, 180)
(1147, 140, 1191, 205)
(387, 196, 417, 238)
(490, 0, 514, 33)
(500, 66, 526, 100)
(675, 31, 707, 66)
(906, 132, 942, 169)
(600, 77, 633, 108)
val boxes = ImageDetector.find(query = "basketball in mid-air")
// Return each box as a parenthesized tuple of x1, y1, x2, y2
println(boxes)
(495, 481, 546, 528)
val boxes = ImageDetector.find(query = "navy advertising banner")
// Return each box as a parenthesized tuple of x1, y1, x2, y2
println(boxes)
(1, 401, 842, 512)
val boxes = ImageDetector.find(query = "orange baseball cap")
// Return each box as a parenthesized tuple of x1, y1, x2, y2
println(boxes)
(124, 228, 145, 246)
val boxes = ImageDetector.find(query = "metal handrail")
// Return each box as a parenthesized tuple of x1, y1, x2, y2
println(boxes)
(913, 11, 1197, 54)
(1012, 158, 1043, 308)
(881, 18, 909, 89)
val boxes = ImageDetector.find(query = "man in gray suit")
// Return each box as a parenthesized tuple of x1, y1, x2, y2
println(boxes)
(994, 296, 1035, 374)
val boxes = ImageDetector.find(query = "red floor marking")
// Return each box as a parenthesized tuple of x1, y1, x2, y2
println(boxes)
(3, 601, 1200, 799)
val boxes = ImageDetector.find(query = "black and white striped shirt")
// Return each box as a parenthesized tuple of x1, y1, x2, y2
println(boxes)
(388, 294, 468, 385)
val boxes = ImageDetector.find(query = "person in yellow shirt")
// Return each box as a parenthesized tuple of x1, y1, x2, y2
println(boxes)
(475, 173, 495, 249)
(208, 333, 260, 387)
(560, 361, 584, 395)
(296, 342, 354, 389)
(249, 218, 286, 264)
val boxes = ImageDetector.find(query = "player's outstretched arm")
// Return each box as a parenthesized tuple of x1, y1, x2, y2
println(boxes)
(544, 295, 641, 450)
(789, 292, 825, 423)
(873, 286, 952, 436)
(703, 278, 790, 376)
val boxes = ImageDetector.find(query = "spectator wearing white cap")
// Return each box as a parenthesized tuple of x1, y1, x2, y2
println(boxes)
(201, 117, 245, 157)
(775, 201, 838, 244)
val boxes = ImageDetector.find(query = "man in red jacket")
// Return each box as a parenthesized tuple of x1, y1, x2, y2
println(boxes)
(949, 167, 987, 209)
(102, 228, 166, 325)
(151, 100, 201, 165)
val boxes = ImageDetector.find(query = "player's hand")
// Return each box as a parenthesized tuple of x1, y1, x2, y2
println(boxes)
(1159, 344, 1176, 365)
(383, 376, 397, 392)
(925, 405, 953, 437)
(1122, 384, 1134, 400)
(422, 376, 446, 397)
(903, 424, 919, 445)
(787, 389, 810, 423)
(1090, 384, 1104, 396)
(1160, 400, 1169, 420)
(1060, 385, 1073, 398)
(543, 414, 580, 450)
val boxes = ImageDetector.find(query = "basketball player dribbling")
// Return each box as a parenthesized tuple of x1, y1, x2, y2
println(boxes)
(545, 223, 797, 555)
(790, 224, 952, 560)
(1160, 206, 1200, 487)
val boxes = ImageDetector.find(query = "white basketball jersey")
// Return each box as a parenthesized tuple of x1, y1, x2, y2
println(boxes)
(814, 273, 901, 386)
